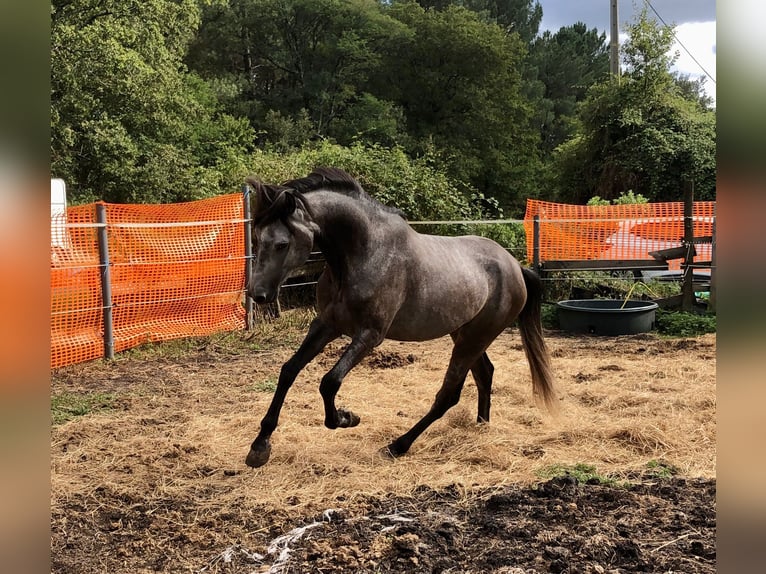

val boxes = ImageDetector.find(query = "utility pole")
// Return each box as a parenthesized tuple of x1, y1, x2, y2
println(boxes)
(610, 0, 620, 77)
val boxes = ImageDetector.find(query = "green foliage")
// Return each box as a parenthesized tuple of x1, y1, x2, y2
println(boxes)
(248, 379, 278, 393)
(245, 140, 481, 221)
(187, 0, 544, 214)
(542, 272, 680, 306)
(469, 222, 527, 252)
(51, 392, 117, 425)
(189, 0, 411, 146)
(541, 302, 559, 330)
(537, 463, 620, 486)
(656, 310, 716, 337)
(51, 0, 256, 203)
(610, 190, 649, 205)
(383, 3, 541, 214)
(552, 8, 716, 204)
(529, 22, 610, 157)
(645, 459, 680, 479)
(51, 0, 714, 212)
(587, 190, 648, 206)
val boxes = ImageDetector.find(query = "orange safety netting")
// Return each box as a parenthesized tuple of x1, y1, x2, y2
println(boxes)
(51, 195, 247, 369)
(523, 199, 715, 269)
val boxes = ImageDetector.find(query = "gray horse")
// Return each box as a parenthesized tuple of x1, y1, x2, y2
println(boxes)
(244, 167, 557, 468)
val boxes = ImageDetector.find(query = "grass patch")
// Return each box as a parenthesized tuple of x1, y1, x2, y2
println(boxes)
(245, 307, 317, 348)
(112, 308, 319, 362)
(656, 310, 716, 337)
(51, 392, 117, 425)
(536, 463, 620, 486)
(645, 459, 680, 479)
(248, 378, 278, 393)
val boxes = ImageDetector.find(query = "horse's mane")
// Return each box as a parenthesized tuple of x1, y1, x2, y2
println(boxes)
(284, 167, 406, 219)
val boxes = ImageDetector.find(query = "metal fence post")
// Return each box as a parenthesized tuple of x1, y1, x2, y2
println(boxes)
(682, 181, 695, 313)
(243, 184, 255, 330)
(533, 215, 541, 272)
(95, 203, 115, 360)
(708, 212, 716, 313)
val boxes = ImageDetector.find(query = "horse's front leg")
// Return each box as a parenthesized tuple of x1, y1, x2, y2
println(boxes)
(246, 318, 339, 468)
(320, 331, 381, 430)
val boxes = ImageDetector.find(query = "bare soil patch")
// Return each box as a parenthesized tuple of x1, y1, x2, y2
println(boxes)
(51, 316, 715, 573)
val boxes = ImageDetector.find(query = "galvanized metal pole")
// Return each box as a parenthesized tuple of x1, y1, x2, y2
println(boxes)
(95, 203, 115, 360)
(682, 181, 695, 313)
(533, 215, 541, 272)
(243, 184, 255, 330)
(708, 212, 716, 313)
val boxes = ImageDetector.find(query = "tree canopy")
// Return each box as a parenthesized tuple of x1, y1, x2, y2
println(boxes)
(51, 1, 715, 211)
(552, 9, 716, 203)
(51, 0, 254, 203)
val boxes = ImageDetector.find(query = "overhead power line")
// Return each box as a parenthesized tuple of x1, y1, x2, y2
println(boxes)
(644, 0, 716, 83)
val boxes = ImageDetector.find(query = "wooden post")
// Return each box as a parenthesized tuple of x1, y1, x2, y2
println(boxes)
(610, 0, 620, 77)
(682, 180, 695, 313)
(95, 203, 115, 360)
(708, 212, 716, 313)
(243, 184, 255, 330)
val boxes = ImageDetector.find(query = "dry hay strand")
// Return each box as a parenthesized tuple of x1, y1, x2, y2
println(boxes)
(52, 326, 716, 517)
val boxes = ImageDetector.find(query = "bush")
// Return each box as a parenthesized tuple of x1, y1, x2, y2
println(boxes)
(245, 141, 480, 221)
(541, 272, 681, 305)
(541, 303, 559, 330)
(656, 310, 716, 336)
(468, 222, 527, 257)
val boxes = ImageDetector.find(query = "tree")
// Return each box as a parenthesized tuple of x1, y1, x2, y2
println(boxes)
(187, 0, 410, 147)
(529, 22, 609, 156)
(381, 3, 541, 213)
(412, 0, 543, 44)
(51, 0, 255, 203)
(552, 9, 716, 203)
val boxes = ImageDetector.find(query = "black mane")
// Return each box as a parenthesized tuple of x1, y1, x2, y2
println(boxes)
(284, 167, 406, 219)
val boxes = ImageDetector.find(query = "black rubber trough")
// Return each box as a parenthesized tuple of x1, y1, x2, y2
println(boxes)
(556, 299, 659, 336)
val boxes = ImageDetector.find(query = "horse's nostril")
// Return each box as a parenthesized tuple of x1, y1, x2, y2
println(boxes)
(254, 294, 267, 304)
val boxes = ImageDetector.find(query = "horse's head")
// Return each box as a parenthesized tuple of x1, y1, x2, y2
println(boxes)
(246, 177, 319, 305)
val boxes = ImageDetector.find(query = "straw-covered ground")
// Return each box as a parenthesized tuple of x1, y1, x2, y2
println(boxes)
(51, 311, 716, 573)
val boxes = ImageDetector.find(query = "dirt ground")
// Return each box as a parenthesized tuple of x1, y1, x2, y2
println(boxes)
(51, 316, 716, 573)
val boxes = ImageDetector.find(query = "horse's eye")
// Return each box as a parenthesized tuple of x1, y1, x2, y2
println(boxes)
(275, 242, 289, 251)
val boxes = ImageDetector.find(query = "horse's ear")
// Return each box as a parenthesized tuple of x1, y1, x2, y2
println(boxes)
(280, 189, 297, 216)
(246, 177, 277, 213)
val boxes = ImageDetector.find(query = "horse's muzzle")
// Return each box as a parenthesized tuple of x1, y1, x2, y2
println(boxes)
(249, 288, 277, 305)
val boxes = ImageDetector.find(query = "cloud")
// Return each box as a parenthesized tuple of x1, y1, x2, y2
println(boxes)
(669, 21, 716, 102)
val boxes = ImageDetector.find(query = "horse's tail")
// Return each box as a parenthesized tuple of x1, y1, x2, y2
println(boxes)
(519, 267, 558, 414)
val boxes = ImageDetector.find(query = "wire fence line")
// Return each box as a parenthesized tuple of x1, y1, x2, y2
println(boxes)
(51, 195, 715, 368)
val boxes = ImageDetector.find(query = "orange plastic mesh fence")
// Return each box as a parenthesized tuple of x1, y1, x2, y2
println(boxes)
(51, 195, 247, 369)
(523, 199, 715, 269)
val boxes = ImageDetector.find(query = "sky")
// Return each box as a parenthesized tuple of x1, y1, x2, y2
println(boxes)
(537, 0, 717, 103)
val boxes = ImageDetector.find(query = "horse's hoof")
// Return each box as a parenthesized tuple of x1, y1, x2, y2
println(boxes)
(337, 408, 360, 428)
(245, 440, 271, 468)
(380, 442, 406, 459)
(378, 445, 397, 460)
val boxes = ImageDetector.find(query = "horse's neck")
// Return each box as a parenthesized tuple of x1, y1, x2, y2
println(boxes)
(310, 193, 373, 275)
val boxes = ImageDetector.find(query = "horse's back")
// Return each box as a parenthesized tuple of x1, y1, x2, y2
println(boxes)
(385, 232, 525, 341)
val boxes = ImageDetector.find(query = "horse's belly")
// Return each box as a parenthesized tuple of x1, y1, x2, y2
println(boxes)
(386, 287, 487, 341)
(386, 316, 457, 341)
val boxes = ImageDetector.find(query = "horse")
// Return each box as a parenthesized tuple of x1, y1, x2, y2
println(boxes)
(244, 167, 557, 468)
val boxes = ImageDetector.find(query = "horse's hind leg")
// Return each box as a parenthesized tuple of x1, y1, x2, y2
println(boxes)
(472, 353, 494, 423)
(450, 333, 494, 423)
(384, 340, 485, 458)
